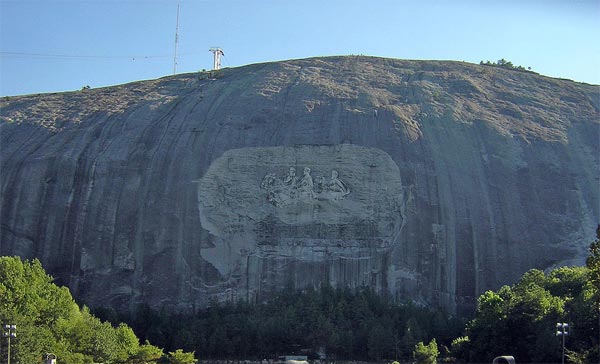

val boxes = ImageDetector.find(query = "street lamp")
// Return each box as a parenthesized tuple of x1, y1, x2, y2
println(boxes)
(556, 322, 569, 364)
(3, 324, 16, 364)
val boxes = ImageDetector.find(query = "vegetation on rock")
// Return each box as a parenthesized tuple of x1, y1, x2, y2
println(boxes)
(479, 58, 536, 73)
(480, 58, 533, 72)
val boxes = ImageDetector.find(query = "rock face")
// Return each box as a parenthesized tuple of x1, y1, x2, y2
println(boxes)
(198, 145, 405, 303)
(1, 56, 598, 314)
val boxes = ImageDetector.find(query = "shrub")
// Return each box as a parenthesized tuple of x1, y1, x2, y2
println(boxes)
(414, 339, 439, 364)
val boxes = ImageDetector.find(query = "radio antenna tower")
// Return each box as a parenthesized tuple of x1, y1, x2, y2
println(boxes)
(209, 47, 224, 70)
(173, 0, 181, 74)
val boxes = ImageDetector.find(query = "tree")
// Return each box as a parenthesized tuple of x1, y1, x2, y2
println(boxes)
(115, 323, 141, 363)
(0, 257, 77, 363)
(130, 341, 164, 364)
(587, 225, 600, 299)
(413, 339, 439, 364)
(0, 256, 169, 364)
(465, 271, 565, 363)
(366, 320, 393, 360)
(464, 289, 510, 359)
(479, 59, 532, 72)
(167, 349, 197, 364)
(449, 237, 600, 364)
(586, 225, 600, 363)
(401, 317, 425, 355)
(449, 336, 469, 361)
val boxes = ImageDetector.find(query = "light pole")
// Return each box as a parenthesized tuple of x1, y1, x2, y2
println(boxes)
(3, 324, 16, 364)
(556, 322, 569, 364)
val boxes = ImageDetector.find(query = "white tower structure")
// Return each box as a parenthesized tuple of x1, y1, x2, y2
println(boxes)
(209, 47, 224, 70)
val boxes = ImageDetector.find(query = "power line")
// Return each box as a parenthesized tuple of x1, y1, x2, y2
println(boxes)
(0, 51, 199, 60)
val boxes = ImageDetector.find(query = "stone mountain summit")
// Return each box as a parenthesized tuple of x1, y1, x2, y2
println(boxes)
(1, 56, 598, 315)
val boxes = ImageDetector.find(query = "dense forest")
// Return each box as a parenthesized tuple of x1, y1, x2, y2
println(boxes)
(1, 227, 599, 363)
(105, 287, 464, 361)
(112, 263, 597, 363)
(102, 227, 600, 363)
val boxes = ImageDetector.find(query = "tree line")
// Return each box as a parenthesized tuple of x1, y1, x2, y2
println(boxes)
(2, 226, 598, 363)
(106, 287, 463, 362)
(99, 226, 600, 363)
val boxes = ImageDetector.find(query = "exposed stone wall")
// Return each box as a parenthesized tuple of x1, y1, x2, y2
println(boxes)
(197, 145, 405, 305)
(1, 56, 598, 314)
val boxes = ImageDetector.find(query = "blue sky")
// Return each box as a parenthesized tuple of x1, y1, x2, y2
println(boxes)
(1, 0, 599, 96)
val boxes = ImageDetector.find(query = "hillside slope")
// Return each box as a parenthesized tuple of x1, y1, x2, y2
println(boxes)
(1, 56, 598, 314)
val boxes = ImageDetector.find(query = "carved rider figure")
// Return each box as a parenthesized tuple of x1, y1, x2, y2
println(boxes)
(326, 170, 350, 200)
(283, 167, 298, 187)
(297, 167, 315, 200)
(262, 166, 350, 206)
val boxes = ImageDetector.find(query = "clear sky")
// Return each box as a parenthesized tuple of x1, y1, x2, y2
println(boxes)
(1, 0, 599, 96)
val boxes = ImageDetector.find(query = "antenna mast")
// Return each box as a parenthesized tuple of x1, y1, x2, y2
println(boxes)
(209, 47, 224, 70)
(173, 0, 180, 74)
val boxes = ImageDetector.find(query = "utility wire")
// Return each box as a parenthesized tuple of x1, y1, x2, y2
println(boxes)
(0, 51, 199, 60)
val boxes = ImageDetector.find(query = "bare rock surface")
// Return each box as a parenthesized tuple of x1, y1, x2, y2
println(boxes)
(1, 56, 598, 314)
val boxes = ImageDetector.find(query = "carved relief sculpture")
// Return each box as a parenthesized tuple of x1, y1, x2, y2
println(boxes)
(261, 167, 351, 207)
(326, 170, 351, 200)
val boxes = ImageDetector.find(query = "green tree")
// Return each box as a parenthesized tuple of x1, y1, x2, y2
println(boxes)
(96, 321, 123, 362)
(588, 226, 600, 290)
(450, 240, 600, 364)
(464, 289, 510, 359)
(167, 349, 197, 364)
(0, 256, 167, 364)
(367, 320, 393, 360)
(0, 257, 77, 363)
(586, 225, 600, 363)
(130, 341, 164, 364)
(465, 271, 565, 363)
(400, 316, 426, 355)
(413, 339, 439, 364)
(479, 58, 531, 72)
(449, 335, 469, 361)
(114, 323, 141, 363)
